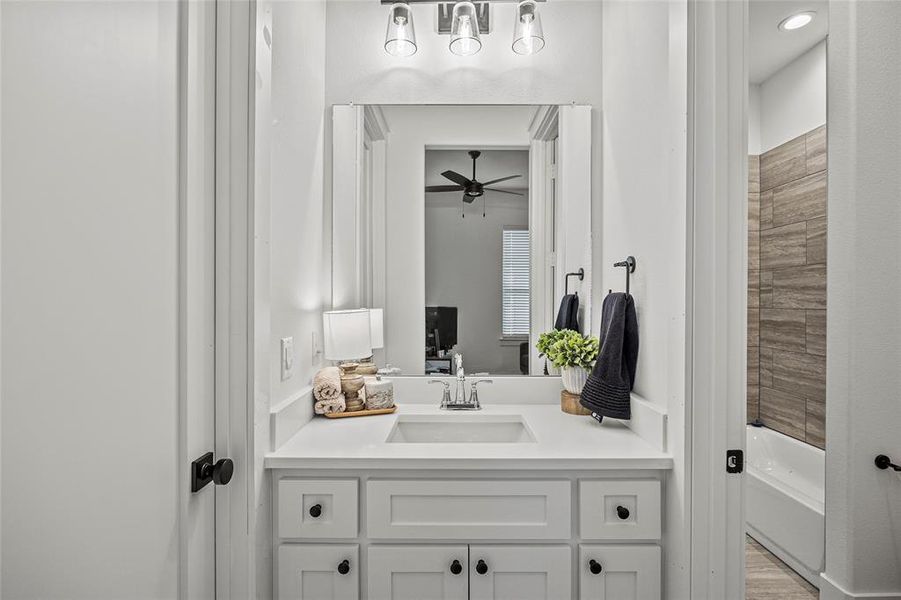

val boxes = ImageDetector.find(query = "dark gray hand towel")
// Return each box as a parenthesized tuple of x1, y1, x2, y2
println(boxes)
(554, 294, 580, 332)
(580, 292, 638, 421)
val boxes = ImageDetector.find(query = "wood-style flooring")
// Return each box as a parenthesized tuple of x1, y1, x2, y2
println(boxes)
(746, 536, 818, 600)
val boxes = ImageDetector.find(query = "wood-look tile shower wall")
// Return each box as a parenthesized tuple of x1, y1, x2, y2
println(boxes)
(748, 125, 827, 448)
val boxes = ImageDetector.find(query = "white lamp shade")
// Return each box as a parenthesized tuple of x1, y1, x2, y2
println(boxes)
(369, 308, 384, 349)
(322, 309, 372, 360)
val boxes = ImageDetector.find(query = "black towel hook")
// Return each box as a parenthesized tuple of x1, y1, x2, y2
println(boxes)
(564, 268, 585, 295)
(609, 256, 637, 295)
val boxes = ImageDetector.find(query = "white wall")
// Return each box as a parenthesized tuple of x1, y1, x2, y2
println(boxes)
(253, 1, 327, 597)
(425, 150, 529, 375)
(379, 106, 533, 374)
(821, 2, 901, 597)
(749, 40, 827, 154)
(601, 1, 688, 595)
(1, 2, 181, 596)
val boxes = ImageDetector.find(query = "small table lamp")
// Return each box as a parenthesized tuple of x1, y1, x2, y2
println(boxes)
(323, 309, 372, 412)
(358, 308, 384, 375)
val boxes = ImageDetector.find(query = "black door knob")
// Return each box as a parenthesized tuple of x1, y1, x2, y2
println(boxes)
(200, 458, 234, 486)
(309, 504, 322, 518)
(589, 559, 603, 575)
(616, 505, 630, 520)
(475, 559, 488, 575)
(337, 560, 350, 575)
(450, 560, 463, 575)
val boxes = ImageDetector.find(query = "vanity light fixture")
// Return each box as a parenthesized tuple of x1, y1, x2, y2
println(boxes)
(450, 2, 482, 56)
(778, 11, 815, 31)
(385, 3, 418, 57)
(382, 0, 548, 57)
(512, 0, 544, 55)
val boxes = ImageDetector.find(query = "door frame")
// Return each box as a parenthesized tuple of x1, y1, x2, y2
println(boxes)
(214, 1, 754, 597)
(213, 1, 255, 598)
(686, 0, 748, 598)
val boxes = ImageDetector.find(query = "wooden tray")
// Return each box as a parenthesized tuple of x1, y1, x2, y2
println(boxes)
(324, 406, 397, 419)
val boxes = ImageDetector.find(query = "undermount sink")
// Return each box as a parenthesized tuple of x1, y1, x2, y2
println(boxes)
(385, 414, 537, 444)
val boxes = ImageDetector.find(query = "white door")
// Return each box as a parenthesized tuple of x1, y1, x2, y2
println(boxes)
(0, 1, 220, 598)
(469, 545, 572, 600)
(278, 545, 360, 600)
(368, 545, 469, 600)
(578, 545, 661, 600)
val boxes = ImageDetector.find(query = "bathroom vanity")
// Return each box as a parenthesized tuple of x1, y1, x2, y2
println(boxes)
(266, 404, 672, 600)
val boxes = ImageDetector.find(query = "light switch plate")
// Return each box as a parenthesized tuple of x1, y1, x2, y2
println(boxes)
(280, 336, 294, 381)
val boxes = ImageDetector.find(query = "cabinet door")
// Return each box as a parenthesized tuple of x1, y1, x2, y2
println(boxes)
(368, 545, 468, 600)
(578, 545, 660, 600)
(469, 545, 572, 600)
(277, 545, 359, 600)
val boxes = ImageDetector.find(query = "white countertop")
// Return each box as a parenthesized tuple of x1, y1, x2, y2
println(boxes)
(265, 404, 673, 471)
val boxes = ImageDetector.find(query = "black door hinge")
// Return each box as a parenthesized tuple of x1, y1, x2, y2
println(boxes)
(726, 449, 744, 474)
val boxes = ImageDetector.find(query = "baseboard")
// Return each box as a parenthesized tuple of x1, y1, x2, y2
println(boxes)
(819, 574, 901, 600)
(269, 386, 313, 451)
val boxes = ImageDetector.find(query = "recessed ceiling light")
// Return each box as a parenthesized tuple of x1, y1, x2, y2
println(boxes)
(779, 11, 815, 31)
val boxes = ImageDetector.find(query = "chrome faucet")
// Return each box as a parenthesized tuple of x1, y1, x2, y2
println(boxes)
(428, 354, 491, 410)
(454, 353, 467, 405)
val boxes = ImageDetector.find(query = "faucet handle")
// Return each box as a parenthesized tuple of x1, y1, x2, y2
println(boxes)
(469, 379, 492, 409)
(429, 379, 452, 408)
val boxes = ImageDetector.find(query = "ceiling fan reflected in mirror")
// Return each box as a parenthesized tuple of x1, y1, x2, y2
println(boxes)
(425, 150, 523, 218)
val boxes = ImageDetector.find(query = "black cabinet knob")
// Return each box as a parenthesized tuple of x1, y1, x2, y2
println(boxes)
(337, 560, 350, 575)
(589, 559, 603, 575)
(450, 560, 463, 575)
(475, 559, 488, 575)
(616, 505, 630, 520)
(309, 504, 322, 518)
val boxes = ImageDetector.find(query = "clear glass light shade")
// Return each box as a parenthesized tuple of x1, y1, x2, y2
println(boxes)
(512, 0, 545, 55)
(322, 309, 373, 361)
(385, 3, 417, 57)
(449, 2, 482, 56)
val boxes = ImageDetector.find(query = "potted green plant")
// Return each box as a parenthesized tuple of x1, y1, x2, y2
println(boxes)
(537, 329, 600, 393)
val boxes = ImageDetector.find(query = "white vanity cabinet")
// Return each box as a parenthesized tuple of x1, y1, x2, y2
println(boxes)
(273, 473, 664, 600)
(578, 545, 661, 600)
(277, 544, 359, 600)
(368, 545, 469, 600)
(469, 545, 572, 600)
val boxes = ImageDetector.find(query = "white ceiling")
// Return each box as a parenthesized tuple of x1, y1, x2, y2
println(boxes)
(749, 0, 829, 84)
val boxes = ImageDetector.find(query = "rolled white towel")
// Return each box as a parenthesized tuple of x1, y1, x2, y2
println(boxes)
(314, 394, 346, 415)
(313, 367, 342, 402)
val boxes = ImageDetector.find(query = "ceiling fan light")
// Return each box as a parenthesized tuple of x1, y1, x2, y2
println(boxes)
(449, 1, 482, 56)
(385, 3, 417, 57)
(513, 0, 545, 55)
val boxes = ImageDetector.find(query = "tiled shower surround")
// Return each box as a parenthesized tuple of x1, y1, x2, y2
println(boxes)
(748, 125, 827, 449)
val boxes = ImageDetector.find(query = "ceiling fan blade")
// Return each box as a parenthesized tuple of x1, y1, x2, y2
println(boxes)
(441, 170, 472, 187)
(484, 187, 524, 196)
(425, 185, 465, 192)
(481, 174, 522, 186)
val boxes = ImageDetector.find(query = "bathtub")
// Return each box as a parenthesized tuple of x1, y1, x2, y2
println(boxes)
(746, 425, 825, 587)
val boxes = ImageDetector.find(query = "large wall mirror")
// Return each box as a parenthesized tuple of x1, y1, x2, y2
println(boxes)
(332, 104, 592, 376)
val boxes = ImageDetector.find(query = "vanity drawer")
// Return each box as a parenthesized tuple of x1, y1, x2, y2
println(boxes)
(367, 479, 571, 539)
(277, 479, 358, 539)
(579, 480, 661, 540)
